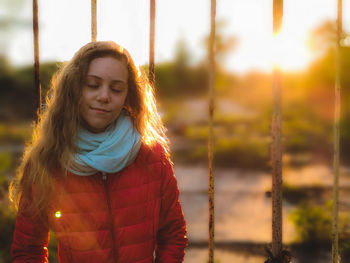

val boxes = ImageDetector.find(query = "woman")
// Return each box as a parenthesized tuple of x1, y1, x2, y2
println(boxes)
(10, 41, 187, 262)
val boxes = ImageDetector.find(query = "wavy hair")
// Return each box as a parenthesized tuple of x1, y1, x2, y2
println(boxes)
(9, 41, 169, 218)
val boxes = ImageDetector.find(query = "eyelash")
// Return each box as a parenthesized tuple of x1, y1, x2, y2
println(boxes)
(87, 84, 122, 93)
(111, 89, 122, 93)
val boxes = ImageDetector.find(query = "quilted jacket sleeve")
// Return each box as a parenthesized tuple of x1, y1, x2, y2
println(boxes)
(156, 156, 188, 263)
(11, 200, 50, 262)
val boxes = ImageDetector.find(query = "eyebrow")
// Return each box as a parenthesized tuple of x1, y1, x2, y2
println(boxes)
(86, 75, 127, 84)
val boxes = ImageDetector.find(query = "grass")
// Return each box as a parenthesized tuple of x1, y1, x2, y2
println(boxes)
(289, 200, 350, 258)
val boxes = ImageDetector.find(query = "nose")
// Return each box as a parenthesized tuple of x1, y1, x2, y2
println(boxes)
(96, 85, 110, 103)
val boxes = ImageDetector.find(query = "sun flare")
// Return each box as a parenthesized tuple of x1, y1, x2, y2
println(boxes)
(269, 27, 313, 71)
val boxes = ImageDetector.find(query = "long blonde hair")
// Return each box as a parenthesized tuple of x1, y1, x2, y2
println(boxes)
(9, 41, 169, 218)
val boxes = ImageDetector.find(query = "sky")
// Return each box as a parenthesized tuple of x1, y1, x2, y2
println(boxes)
(1, 0, 350, 73)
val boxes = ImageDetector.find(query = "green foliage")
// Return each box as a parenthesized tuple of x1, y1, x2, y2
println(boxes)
(155, 62, 209, 98)
(283, 105, 332, 153)
(174, 120, 270, 169)
(282, 183, 325, 204)
(0, 61, 60, 121)
(0, 149, 14, 262)
(202, 19, 237, 64)
(0, 152, 12, 174)
(289, 201, 350, 250)
(282, 183, 308, 204)
(155, 62, 177, 97)
(153, 37, 208, 98)
(289, 201, 333, 245)
(39, 62, 62, 97)
(214, 135, 269, 169)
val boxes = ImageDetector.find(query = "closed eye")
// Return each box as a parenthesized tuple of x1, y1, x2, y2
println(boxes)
(110, 83, 126, 93)
(111, 88, 123, 93)
(86, 84, 99, 89)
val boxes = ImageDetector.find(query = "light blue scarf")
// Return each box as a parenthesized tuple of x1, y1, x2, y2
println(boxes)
(69, 110, 141, 176)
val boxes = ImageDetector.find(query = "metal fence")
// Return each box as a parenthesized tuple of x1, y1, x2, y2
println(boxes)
(31, 1, 343, 262)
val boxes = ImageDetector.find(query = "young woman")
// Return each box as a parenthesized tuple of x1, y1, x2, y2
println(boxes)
(10, 41, 187, 262)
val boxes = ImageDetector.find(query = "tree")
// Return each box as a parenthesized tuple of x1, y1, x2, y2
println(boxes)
(202, 19, 238, 65)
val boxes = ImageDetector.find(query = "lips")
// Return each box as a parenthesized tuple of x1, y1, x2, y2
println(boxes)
(90, 107, 111, 113)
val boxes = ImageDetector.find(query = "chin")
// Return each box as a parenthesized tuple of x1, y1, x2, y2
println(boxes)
(86, 122, 109, 133)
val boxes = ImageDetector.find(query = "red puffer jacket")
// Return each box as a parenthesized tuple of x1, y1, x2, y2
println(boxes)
(11, 143, 188, 262)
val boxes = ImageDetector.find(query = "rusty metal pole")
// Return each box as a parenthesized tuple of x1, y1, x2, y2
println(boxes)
(332, 1, 342, 262)
(271, 0, 283, 260)
(91, 0, 97, 42)
(208, 0, 216, 262)
(149, 0, 156, 86)
(33, 0, 41, 120)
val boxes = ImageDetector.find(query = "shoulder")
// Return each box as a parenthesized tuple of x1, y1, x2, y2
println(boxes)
(136, 142, 174, 184)
(137, 141, 169, 165)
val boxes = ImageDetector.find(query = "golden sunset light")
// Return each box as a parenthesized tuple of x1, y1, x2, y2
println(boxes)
(2, 0, 350, 262)
(270, 28, 312, 71)
(3, 0, 348, 73)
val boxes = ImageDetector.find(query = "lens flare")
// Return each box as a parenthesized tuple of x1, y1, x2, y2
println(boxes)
(55, 211, 62, 218)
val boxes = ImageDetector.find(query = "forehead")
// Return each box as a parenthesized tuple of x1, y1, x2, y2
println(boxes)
(87, 56, 128, 81)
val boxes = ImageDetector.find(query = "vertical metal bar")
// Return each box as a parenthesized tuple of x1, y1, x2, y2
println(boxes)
(332, 1, 342, 262)
(149, 0, 156, 86)
(273, 0, 283, 34)
(33, 0, 41, 120)
(271, 68, 283, 258)
(271, 0, 283, 259)
(91, 0, 97, 42)
(208, 0, 216, 262)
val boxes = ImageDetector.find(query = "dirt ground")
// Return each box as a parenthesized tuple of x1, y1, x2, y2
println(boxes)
(174, 164, 349, 263)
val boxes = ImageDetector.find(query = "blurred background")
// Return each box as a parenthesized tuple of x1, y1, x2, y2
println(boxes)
(1, 0, 350, 262)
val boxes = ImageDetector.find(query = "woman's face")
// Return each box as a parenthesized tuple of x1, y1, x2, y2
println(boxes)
(81, 56, 128, 133)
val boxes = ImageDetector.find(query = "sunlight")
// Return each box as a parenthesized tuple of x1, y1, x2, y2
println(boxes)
(270, 27, 312, 72)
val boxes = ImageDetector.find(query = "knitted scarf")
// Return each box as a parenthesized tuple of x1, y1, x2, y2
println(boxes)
(69, 110, 141, 176)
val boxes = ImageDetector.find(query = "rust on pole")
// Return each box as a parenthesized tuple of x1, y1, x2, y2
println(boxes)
(91, 0, 97, 42)
(149, 0, 156, 86)
(332, 1, 342, 262)
(271, 0, 283, 260)
(33, 0, 41, 120)
(208, 0, 216, 262)
(271, 67, 283, 259)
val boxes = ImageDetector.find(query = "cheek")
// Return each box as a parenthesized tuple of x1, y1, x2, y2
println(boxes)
(79, 106, 89, 124)
(114, 92, 128, 108)
(80, 97, 89, 114)
(82, 89, 93, 103)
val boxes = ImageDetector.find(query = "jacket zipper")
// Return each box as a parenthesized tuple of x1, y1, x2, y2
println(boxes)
(102, 172, 118, 262)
